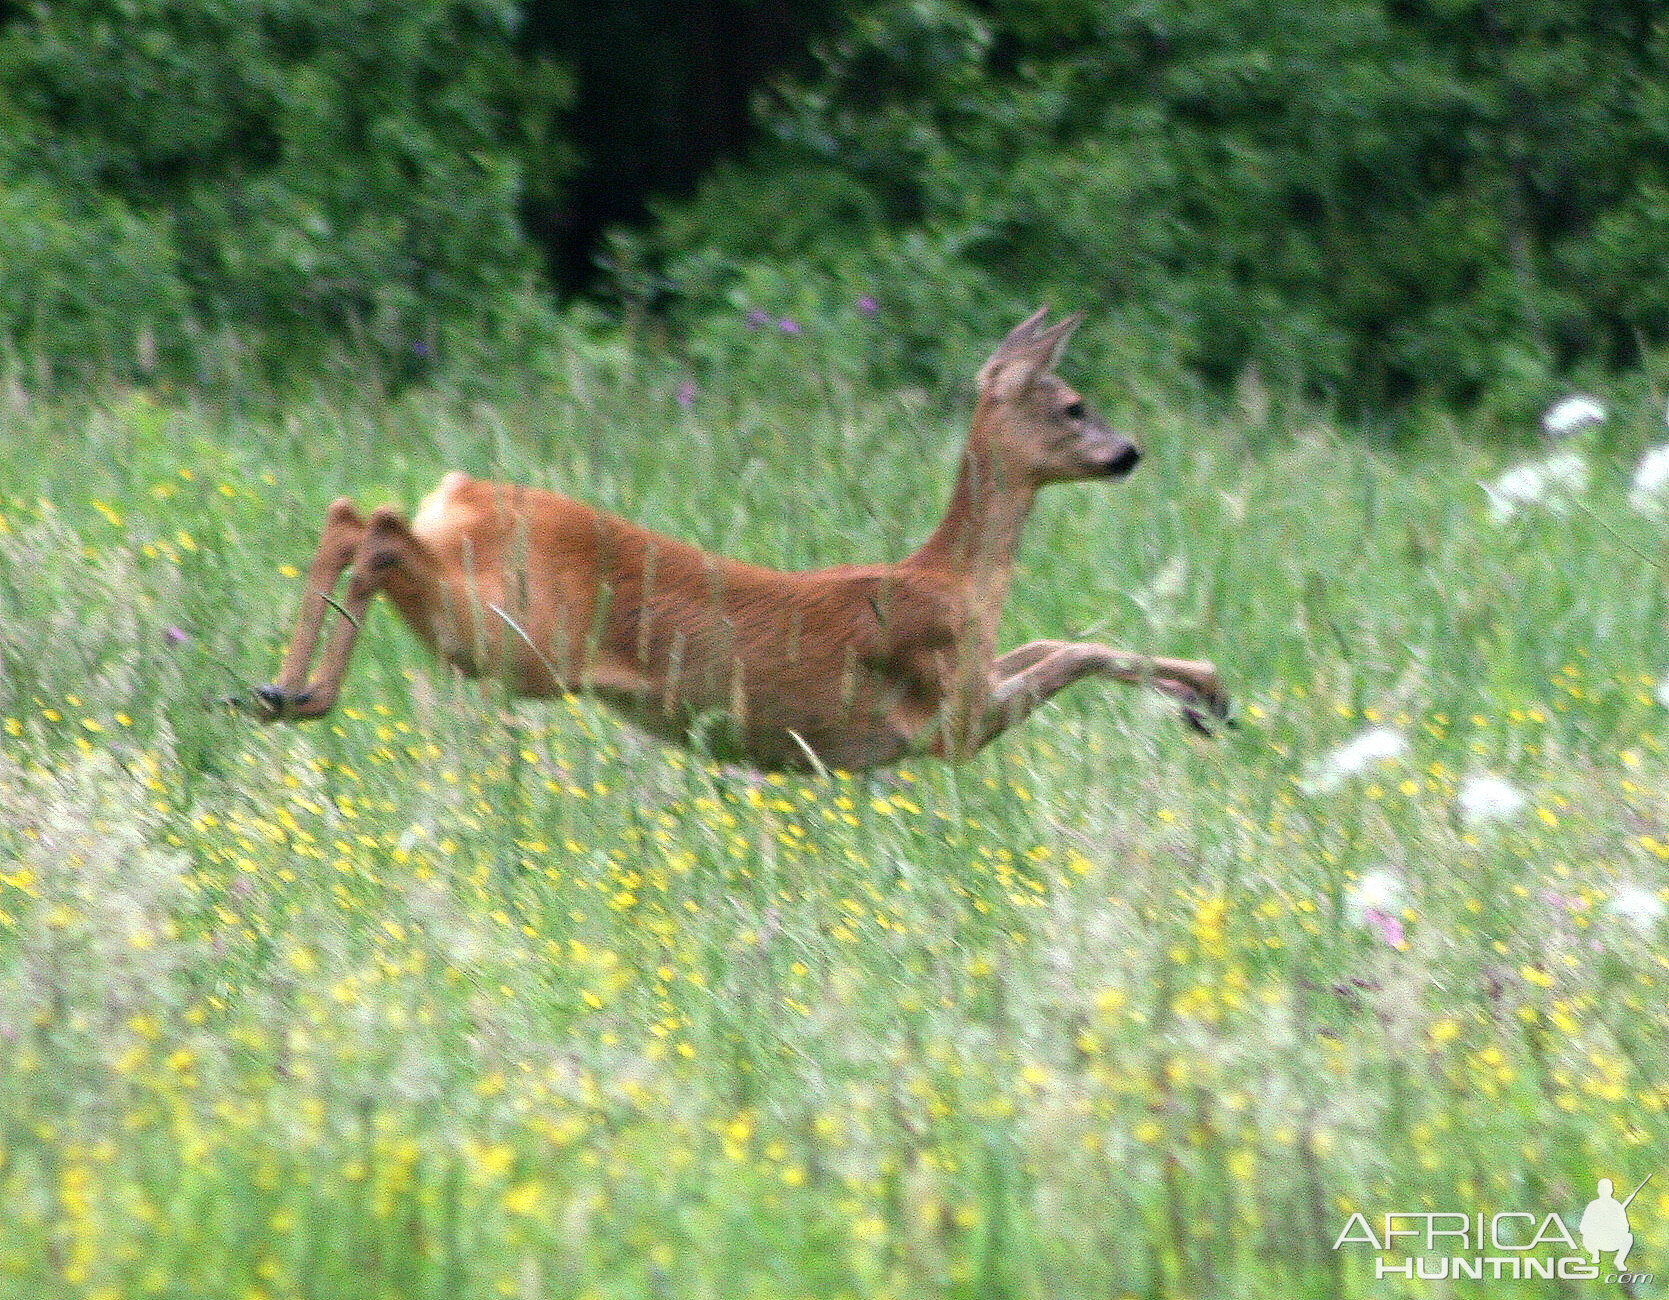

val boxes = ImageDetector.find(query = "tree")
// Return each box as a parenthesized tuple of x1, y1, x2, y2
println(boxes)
(639, 0, 1669, 408)
(0, 0, 570, 381)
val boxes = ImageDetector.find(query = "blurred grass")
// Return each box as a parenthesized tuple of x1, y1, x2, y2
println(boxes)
(0, 345, 1666, 1299)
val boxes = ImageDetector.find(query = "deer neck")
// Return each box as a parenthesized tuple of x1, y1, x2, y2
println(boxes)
(910, 439, 1036, 636)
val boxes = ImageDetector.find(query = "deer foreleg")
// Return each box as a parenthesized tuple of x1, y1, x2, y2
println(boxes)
(934, 641, 1229, 758)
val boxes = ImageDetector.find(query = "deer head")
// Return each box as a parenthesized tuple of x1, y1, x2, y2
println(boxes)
(973, 307, 1140, 486)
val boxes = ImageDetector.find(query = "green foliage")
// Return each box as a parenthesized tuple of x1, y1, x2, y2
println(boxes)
(640, 0, 1669, 409)
(0, 0, 571, 384)
(0, 178, 188, 378)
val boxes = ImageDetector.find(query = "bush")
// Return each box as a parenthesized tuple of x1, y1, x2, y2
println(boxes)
(0, 177, 189, 381)
(0, 0, 571, 385)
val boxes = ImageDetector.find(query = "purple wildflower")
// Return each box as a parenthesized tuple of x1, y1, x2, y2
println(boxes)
(777, 317, 802, 335)
(745, 309, 770, 330)
(856, 295, 879, 317)
(1362, 907, 1405, 949)
(164, 626, 189, 646)
(675, 380, 697, 409)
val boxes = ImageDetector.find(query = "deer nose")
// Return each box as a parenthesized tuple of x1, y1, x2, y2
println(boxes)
(1105, 442, 1141, 477)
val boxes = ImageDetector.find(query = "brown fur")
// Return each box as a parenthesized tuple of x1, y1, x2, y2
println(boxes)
(242, 310, 1226, 769)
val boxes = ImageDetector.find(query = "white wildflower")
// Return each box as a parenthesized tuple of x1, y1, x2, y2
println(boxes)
(1657, 677, 1669, 711)
(1345, 869, 1407, 923)
(1455, 774, 1527, 828)
(1541, 395, 1607, 440)
(1606, 885, 1666, 933)
(1627, 444, 1669, 519)
(1482, 451, 1589, 523)
(1302, 726, 1407, 794)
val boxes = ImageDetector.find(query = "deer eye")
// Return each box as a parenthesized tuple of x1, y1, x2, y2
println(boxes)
(1062, 400, 1086, 421)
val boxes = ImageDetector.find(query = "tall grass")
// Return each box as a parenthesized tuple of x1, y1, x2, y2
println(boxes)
(0, 344, 1665, 1299)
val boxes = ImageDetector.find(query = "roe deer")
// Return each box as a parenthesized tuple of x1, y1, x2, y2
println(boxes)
(237, 309, 1227, 769)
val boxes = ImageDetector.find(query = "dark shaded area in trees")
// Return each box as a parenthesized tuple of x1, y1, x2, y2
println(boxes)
(519, 0, 844, 292)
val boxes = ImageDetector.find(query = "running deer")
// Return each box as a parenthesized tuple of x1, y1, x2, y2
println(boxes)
(236, 309, 1227, 769)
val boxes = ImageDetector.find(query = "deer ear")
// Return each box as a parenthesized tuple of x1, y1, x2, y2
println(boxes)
(999, 305, 1053, 350)
(1037, 312, 1083, 371)
(977, 309, 1082, 401)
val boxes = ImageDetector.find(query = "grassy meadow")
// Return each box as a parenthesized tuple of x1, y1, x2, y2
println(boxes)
(1, 341, 1667, 1299)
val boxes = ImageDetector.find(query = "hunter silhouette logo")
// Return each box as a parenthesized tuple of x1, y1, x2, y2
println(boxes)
(1581, 1175, 1650, 1271)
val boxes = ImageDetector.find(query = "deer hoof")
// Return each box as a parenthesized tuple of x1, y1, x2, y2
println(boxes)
(1171, 681, 1233, 736)
(1182, 703, 1224, 736)
(233, 683, 313, 721)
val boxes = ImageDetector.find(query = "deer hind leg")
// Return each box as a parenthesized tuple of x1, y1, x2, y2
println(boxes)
(941, 640, 1230, 757)
(241, 499, 366, 718)
(247, 503, 443, 721)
